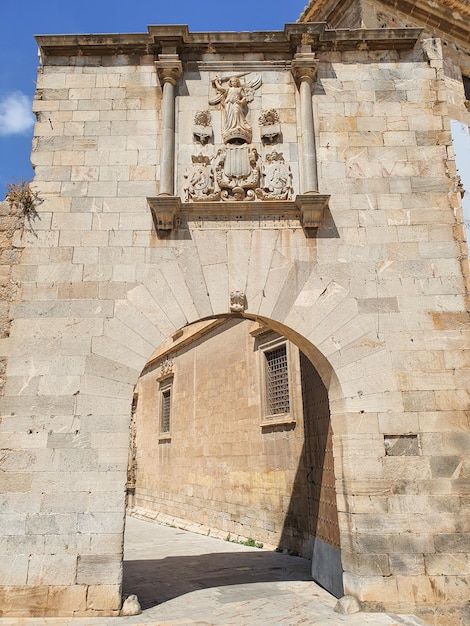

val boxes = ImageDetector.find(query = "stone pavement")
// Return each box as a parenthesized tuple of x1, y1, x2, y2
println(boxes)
(1, 516, 426, 625)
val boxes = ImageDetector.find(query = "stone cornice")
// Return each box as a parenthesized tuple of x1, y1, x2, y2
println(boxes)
(35, 23, 420, 59)
(147, 195, 329, 234)
(299, 0, 470, 46)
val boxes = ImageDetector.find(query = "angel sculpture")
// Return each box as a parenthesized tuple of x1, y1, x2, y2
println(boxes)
(209, 74, 261, 145)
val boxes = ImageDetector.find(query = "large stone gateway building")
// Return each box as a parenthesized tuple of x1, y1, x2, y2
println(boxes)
(0, 0, 469, 623)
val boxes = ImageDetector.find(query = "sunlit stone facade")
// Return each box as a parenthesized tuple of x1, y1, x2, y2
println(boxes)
(0, 1, 469, 622)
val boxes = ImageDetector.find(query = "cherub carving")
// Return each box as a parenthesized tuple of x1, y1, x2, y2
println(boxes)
(209, 74, 261, 144)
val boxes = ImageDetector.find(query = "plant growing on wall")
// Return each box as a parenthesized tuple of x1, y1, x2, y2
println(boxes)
(4, 179, 41, 227)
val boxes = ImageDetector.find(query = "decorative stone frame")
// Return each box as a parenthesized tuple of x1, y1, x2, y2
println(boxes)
(254, 331, 300, 428)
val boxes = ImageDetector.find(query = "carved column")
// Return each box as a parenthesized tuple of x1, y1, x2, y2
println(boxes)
(291, 53, 319, 194)
(155, 54, 183, 196)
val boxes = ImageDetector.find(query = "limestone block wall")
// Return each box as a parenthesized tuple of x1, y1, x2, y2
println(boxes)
(32, 55, 159, 213)
(312, 42, 470, 624)
(353, 1, 470, 125)
(0, 26, 469, 624)
(0, 55, 161, 618)
(0, 200, 24, 396)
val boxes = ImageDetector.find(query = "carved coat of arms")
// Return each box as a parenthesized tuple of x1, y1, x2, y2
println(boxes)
(183, 155, 220, 202)
(182, 73, 293, 203)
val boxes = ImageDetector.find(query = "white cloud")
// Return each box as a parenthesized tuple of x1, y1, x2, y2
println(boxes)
(0, 92, 35, 136)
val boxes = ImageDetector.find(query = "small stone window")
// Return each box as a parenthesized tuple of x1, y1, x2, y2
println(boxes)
(161, 387, 171, 433)
(258, 336, 296, 427)
(265, 345, 290, 415)
(463, 75, 470, 101)
(157, 378, 173, 442)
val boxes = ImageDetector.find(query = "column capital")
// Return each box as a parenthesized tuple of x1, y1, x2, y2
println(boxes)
(155, 54, 183, 86)
(291, 53, 319, 86)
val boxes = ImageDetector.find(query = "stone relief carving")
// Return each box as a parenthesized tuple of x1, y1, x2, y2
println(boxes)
(193, 110, 212, 145)
(158, 211, 176, 230)
(209, 74, 261, 144)
(230, 291, 246, 313)
(183, 149, 293, 203)
(256, 152, 293, 201)
(215, 145, 260, 201)
(184, 155, 220, 202)
(181, 74, 294, 203)
(259, 109, 281, 143)
(159, 356, 174, 378)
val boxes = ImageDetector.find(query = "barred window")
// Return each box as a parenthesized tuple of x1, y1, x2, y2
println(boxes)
(160, 386, 171, 433)
(264, 344, 290, 415)
(159, 377, 173, 441)
(464, 75, 470, 101)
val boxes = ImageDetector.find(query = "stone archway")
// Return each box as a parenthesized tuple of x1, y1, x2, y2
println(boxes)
(1, 216, 387, 617)
(124, 314, 345, 600)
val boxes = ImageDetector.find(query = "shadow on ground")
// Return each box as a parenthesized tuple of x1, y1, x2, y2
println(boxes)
(122, 550, 311, 609)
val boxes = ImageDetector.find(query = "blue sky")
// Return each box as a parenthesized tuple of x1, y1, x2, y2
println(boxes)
(0, 0, 307, 194)
(451, 120, 470, 235)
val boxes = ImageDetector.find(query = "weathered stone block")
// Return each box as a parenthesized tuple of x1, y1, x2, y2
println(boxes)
(341, 551, 391, 576)
(25, 513, 77, 536)
(389, 553, 425, 576)
(384, 434, 420, 457)
(77, 513, 124, 535)
(86, 584, 121, 611)
(0, 585, 49, 616)
(434, 533, 470, 553)
(0, 556, 29, 585)
(27, 554, 77, 585)
(0, 473, 33, 493)
(430, 456, 462, 478)
(90, 533, 125, 554)
(343, 573, 399, 603)
(76, 555, 122, 584)
(47, 585, 87, 613)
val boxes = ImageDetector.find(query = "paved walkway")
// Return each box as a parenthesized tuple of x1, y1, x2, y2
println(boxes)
(2, 516, 426, 625)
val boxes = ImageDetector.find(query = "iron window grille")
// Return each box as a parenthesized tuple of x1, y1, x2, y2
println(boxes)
(160, 386, 171, 433)
(157, 371, 173, 441)
(463, 75, 470, 101)
(264, 344, 290, 415)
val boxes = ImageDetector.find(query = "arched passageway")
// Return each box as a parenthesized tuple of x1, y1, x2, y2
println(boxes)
(124, 316, 344, 600)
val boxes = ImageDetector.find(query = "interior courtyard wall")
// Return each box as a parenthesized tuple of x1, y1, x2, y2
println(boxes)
(131, 318, 318, 555)
(0, 21, 469, 624)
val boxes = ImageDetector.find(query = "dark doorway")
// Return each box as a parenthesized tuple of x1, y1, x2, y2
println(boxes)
(280, 351, 343, 597)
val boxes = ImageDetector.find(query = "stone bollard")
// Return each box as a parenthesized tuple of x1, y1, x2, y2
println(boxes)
(334, 595, 361, 615)
(121, 594, 142, 616)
